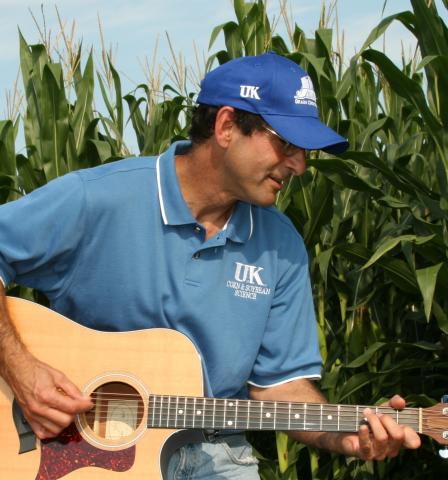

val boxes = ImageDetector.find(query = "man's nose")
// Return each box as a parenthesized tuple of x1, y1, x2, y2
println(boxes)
(284, 148, 307, 176)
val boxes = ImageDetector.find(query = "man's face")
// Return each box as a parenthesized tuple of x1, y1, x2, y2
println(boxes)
(222, 124, 307, 207)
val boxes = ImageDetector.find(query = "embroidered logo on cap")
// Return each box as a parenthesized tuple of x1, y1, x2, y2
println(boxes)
(240, 85, 261, 100)
(294, 76, 317, 107)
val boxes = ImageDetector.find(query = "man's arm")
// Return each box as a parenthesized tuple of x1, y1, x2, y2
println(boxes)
(0, 284, 92, 439)
(249, 377, 421, 460)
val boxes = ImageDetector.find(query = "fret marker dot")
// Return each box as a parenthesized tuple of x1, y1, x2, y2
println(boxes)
(229, 402, 234, 407)
(178, 409, 184, 415)
(196, 410, 202, 415)
(266, 412, 271, 418)
(227, 420, 233, 426)
(327, 415, 333, 420)
(294, 414, 300, 419)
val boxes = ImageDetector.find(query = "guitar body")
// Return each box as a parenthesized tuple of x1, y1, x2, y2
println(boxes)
(0, 297, 204, 479)
(3, 298, 448, 478)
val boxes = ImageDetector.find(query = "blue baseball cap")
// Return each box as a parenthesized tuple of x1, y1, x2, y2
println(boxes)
(197, 51, 348, 154)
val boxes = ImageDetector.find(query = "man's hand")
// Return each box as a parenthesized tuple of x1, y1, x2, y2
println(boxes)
(4, 351, 93, 439)
(250, 380, 421, 459)
(0, 286, 93, 439)
(338, 395, 421, 460)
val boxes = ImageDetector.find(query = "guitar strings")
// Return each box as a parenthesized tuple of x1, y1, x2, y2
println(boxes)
(89, 392, 425, 409)
(87, 394, 432, 416)
(84, 407, 425, 429)
(85, 393, 443, 428)
(88, 394, 426, 413)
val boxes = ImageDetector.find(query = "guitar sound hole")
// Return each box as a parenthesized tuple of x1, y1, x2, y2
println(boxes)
(85, 382, 144, 441)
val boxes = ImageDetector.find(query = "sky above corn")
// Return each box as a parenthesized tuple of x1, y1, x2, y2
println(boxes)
(1, 0, 447, 116)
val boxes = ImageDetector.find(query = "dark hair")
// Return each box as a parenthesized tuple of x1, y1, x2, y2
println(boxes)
(189, 104, 266, 144)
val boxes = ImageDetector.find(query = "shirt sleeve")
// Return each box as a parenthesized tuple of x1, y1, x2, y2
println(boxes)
(248, 234, 322, 387)
(0, 172, 85, 298)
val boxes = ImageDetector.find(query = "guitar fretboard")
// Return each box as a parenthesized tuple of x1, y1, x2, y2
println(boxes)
(147, 395, 421, 433)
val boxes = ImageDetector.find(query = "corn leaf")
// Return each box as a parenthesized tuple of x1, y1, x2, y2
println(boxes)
(416, 263, 443, 320)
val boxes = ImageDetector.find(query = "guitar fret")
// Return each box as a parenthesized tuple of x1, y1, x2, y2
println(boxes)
(323, 404, 333, 431)
(174, 397, 179, 427)
(213, 399, 218, 429)
(157, 395, 161, 427)
(164, 396, 169, 427)
(191, 397, 196, 428)
(169, 397, 174, 427)
(247, 401, 258, 430)
(235, 400, 238, 429)
(337, 405, 340, 431)
(227, 400, 233, 428)
(290, 403, 300, 429)
(342, 404, 354, 431)
(320, 404, 323, 431)
(165, 395, 169, 427)
(159, 395, 163, 428)
(303, 403, 307, 430)
(153, 395, 159, 428)
(151, 395, 156, 427)
(260, 402, 264, 430)
(190, 397, 195, 428)
(186, 397, 191, 428)
(288, 403, 291, 430)
(274, 401, 277, 430)
(203, 398, 209, 429)
(223, 399, 228, 428)
(418, 407, 422, 433)
(167, 396, 171, 428)
(201, 398, 206, 429)
(246, 400, 247, 430)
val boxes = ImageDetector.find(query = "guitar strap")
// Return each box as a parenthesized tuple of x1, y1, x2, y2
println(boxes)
(12, 399, 37, 454)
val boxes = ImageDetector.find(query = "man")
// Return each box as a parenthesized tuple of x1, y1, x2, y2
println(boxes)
(0, 52, 420, 478)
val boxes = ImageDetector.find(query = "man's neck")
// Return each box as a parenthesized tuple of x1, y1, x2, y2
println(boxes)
(175, 144, 236, 240)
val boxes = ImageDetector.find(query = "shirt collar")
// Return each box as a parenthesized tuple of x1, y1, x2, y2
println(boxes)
(225, 202, 254, 243)
(156, 141, 196, 226)
(157, 140, 254, 243)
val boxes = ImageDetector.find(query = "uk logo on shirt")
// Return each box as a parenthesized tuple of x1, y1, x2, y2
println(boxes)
(226, 262, 271, 300)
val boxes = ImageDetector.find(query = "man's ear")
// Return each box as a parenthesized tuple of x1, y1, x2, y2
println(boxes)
(214, 106, 236, 148)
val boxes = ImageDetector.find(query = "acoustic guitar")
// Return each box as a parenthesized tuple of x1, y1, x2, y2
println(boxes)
(0, 297, 447, 479)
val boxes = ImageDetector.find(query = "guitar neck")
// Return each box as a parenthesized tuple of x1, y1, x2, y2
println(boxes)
(148, 395, 421, 433)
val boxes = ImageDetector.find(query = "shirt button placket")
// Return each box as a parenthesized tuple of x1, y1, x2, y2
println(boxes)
(185, 224, 205, 285)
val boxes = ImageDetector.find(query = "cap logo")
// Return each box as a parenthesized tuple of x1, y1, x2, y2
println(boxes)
(240, 85, 261, 100)
(294, 76, 317, 107)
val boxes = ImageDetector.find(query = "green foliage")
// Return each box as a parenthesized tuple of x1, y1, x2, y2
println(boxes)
(215, 1, 448, 478)
(1, 0, 448, 478)
(5, 29, 192, 198)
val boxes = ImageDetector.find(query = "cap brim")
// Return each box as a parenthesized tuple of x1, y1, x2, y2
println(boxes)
(262, 114, 349, 154)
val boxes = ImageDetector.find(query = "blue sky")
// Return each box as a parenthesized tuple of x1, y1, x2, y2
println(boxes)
(0, 0, 446, 138)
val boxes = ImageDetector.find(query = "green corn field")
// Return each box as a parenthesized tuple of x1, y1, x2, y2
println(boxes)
(1, 0, 448, 478)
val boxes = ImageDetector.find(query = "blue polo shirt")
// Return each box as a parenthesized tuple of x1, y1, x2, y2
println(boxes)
(0, 141, 321, 398)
